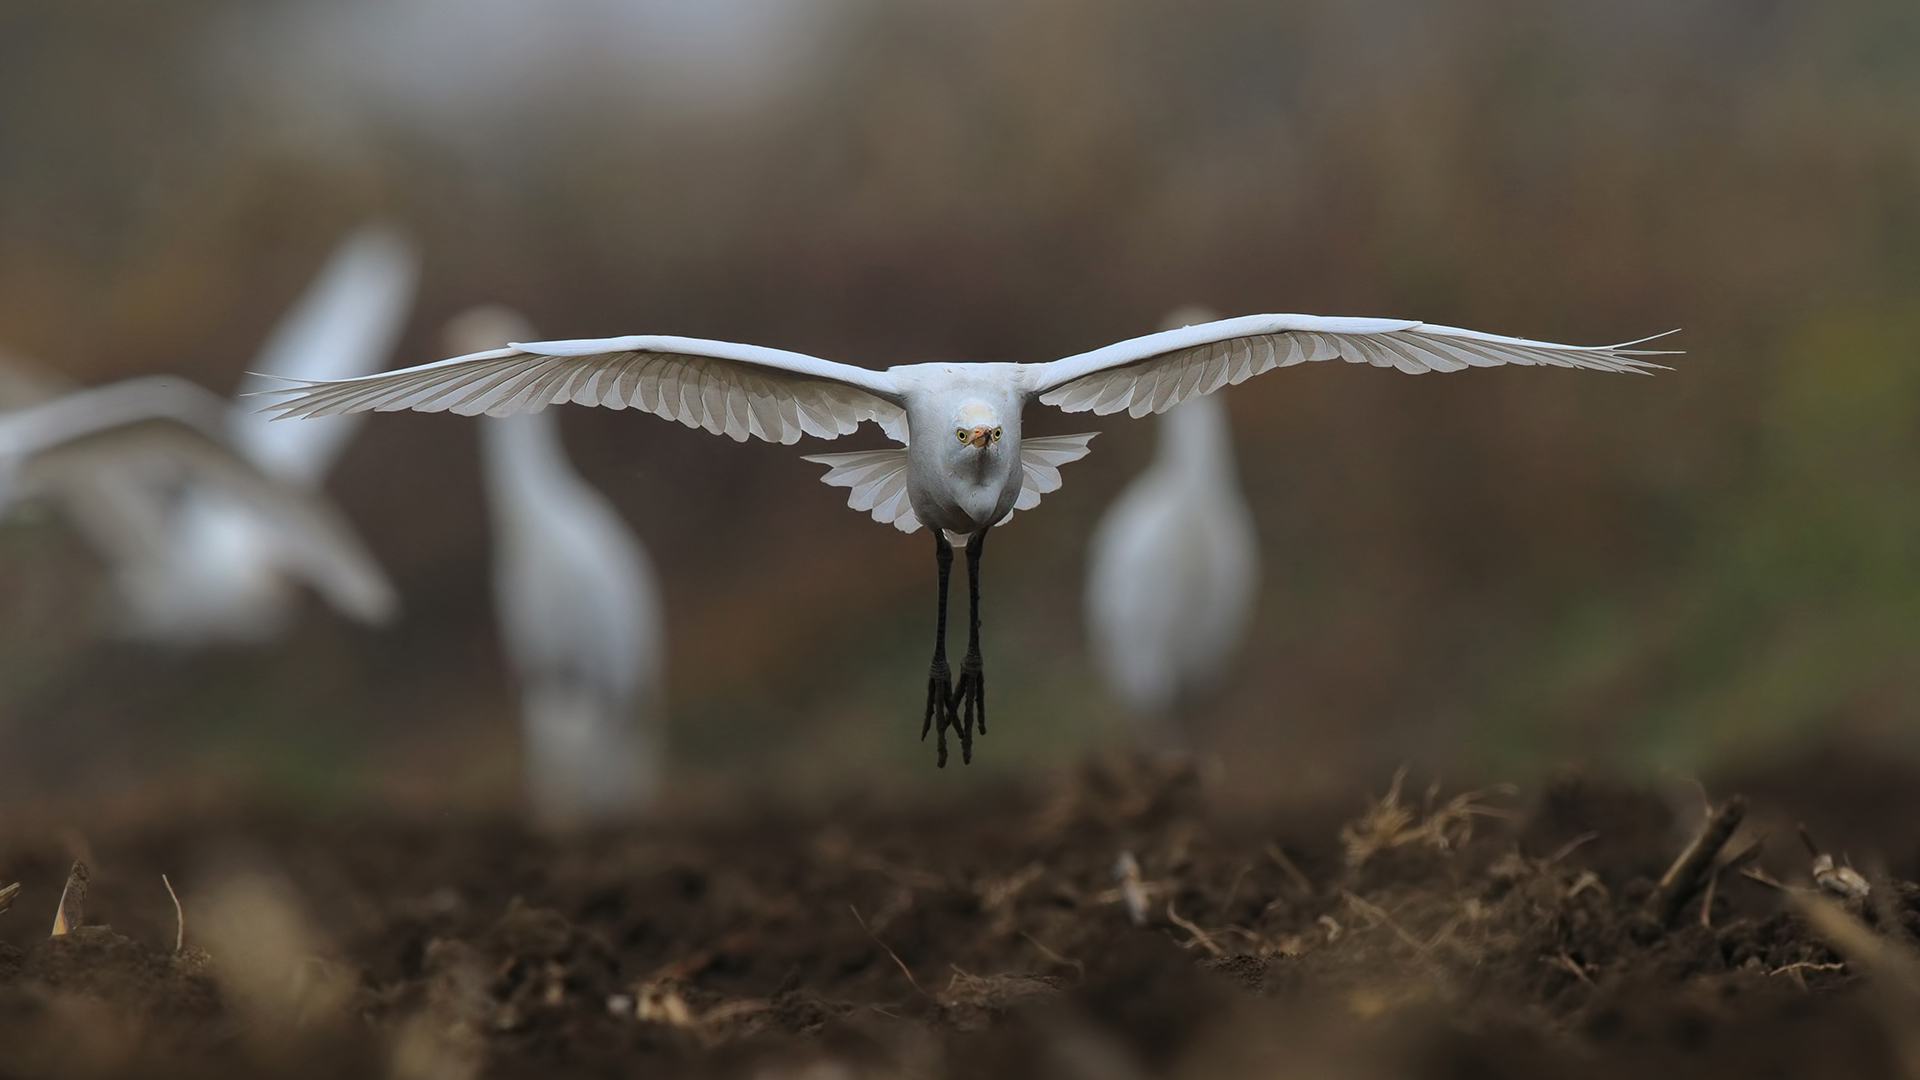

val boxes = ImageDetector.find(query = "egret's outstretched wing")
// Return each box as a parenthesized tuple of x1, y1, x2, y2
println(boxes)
(1029, 314, 1675, 418)
(264, 334, 909, 445)
(229, 223, 419, 485)
(0, 378, 395, 623)
(802, 447, 921, 532)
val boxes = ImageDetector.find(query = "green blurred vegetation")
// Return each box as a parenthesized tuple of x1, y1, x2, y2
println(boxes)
(3, 0, 1920, 806)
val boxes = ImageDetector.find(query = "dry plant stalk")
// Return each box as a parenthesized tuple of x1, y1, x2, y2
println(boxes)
(50, 860, 88, 937)
(1264, 842, 1313, 894)
(196, 871, 350, 1033)
(1796, 894, 1920, 1080)
(1647, 795, 1745, 928)
(1164, 902, 1226, 957)
(1112, 851, 1149, 926)
(1340, 768, 1513, 869)
(163, 874, 185, 952)
(850, 903, 927, 998)
(0, 881, 20, 916)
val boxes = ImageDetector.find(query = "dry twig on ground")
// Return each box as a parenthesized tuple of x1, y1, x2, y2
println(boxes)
(50, 860, 88, 937)
(1647, 795, 1744, 928)
(1797, 894, 1920, 1079)
(1340, 768, 1513, 869)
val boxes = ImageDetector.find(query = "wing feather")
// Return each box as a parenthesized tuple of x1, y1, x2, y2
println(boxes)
(1031, 313, 1675, 418)
(260, 333, 907, 446)
(801, 447, 923, 532)
(1007, 432, 1099, 517)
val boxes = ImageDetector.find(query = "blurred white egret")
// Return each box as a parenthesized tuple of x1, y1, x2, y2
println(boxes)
(1086, 308, 1259, 743)
(126, 222, 416, 643)
(449, 307, 666, 824)
(0, 377, 391, 612)
(266, 311, 1671, 765)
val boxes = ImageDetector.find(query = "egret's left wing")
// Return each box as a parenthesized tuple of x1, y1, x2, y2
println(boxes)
(1028, 314, 1674, 419)
(1009, 432, 1099, 512)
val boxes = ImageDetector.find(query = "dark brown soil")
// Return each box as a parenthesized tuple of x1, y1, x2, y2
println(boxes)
(4, 749, 1920, 1079)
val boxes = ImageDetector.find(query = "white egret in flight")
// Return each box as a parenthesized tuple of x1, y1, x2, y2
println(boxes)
(448, 306, 666, 824)
(1086, 308, 1259, 744)
(263, 311, 1670, 765)
(0, 376, 392, 613)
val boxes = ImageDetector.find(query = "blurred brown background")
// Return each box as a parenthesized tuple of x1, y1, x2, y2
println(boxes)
(1, 0, 1915, 810)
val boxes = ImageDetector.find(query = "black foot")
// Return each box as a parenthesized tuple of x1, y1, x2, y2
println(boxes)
(923, 658, 954, 767)
(955, 652, 986, 758)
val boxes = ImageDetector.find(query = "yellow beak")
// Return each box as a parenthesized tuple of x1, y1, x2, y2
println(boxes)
(966, 426, 993, 448)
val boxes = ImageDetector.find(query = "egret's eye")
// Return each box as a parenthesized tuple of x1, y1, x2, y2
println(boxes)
(991, 427, 1003, 442)
(955, 428, 969, 443)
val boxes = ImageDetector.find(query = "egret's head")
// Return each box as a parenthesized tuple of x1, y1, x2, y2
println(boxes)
(951, 401, 1004, 452)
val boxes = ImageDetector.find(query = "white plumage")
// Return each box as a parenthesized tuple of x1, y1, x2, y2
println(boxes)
(1087, 387, 1259, 732)
(125, 222, 416, 643)
(264, 309, 1670, 764)
(0, 377, 394, 621)
(0, 224, 416, 643)
(451, 307, 667, 823)
(228, 223, 420, 485)
(1087, 308, 1260, 739)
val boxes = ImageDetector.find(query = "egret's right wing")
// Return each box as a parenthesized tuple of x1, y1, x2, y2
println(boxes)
(262, 334, 909, 445)
(228, 223, 419, 485)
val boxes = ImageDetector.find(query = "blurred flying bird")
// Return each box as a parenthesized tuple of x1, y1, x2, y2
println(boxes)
(0, 376, 393, 621)
(137, 222, 416, 642)
(1086, 308, 1259, 743)
(264, 311, 1673, 765)
(0, 224, 415, 643)
(449, 306, 667, 824)
(3, 225, 414, 641)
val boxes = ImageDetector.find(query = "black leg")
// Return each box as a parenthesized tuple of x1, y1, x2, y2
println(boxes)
(952, 528, 989, 762)
(923, 531, 956, 766)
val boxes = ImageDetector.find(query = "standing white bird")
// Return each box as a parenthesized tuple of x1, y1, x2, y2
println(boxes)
(1087, 309, 1259, 742)
(263, 311, 1671, 766)
(448, 306, 667, 824)
(0, 377, 392, 601)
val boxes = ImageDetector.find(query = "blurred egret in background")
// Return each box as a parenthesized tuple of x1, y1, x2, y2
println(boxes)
(115, 222, 415, 643)
(0, 376, 394, 617)
(448, 306, 667, 824)
(269, 310, 1669, 767)
(1085, 308, 1259, 746)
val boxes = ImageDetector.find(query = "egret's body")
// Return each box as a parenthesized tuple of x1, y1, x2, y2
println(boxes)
(266, 311, 1670, 765)
(1087, 392, 1259, 736)
(454, 307, 665, 823)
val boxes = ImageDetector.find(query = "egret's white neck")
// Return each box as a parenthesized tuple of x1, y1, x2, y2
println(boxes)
(1157, 394, 1238, 484)
(483, 409, 579, 504)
